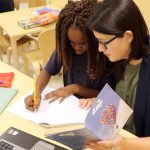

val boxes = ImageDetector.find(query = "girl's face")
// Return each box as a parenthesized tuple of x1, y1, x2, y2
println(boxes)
(93, 31, 133, 62)
(67, 27, 88, 55)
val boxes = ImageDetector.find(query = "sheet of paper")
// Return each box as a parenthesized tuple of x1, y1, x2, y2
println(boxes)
(7, 87, 89, 126)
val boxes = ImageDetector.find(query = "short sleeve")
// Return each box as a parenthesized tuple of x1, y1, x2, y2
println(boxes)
(44, 50, 62, 75)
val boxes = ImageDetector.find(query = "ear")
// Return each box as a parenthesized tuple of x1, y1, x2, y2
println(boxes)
(123, 30, 133, 43)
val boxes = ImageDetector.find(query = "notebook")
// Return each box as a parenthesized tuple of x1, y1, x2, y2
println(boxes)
(7, 87, 89, 126)
(0, 127, 67, 150)
(0, 87, 18, 114)
(47, 84, 133, 150)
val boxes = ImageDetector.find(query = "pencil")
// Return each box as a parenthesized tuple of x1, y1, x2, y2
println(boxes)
(34, 78, 37, 112)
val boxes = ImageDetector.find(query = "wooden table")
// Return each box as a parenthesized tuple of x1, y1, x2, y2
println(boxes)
(0, 61, 136, 149)
(0, 6, 56, 70)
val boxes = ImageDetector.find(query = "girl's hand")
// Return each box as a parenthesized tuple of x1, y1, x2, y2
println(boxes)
(24, 94, 41, 111)
(44, 84, 78, 103)
(79, 97, 95, 110)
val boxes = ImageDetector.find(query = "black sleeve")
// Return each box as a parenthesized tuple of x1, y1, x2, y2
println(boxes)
(98, 74, 116, 91)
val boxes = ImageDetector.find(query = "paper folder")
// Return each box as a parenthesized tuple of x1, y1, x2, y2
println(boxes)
(0, 87, 18, 114)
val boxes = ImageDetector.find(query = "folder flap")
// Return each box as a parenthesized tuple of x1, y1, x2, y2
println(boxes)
(0, 87, 18, 114)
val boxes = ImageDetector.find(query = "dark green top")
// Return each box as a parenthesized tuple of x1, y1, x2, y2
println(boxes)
(115, 63, 141, 134)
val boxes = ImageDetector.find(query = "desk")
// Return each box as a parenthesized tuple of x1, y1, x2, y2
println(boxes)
(0, 61, 71, 149)
(0, 6, 56, 69)
(0, 61, 136, 150)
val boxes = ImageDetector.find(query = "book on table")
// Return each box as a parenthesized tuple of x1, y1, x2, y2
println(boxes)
(18, 7, 60, 29)
(46, 84, 133, 150)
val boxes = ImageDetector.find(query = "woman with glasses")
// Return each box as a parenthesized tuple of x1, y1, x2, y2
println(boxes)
(83, 0, 150, 149)
(24, 0, 115, 111)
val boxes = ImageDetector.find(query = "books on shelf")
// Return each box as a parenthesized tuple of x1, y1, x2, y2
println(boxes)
(7, 87, 89, 127)
(46, 84, 133, 150)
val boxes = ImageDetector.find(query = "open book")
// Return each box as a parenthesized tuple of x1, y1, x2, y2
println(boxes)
(46, 84, 133, 150)
(7, 87, 89, 127)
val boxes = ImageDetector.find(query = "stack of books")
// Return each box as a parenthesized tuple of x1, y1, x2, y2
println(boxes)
(31, 7, 60, 25)
(18, 7, 60, 29)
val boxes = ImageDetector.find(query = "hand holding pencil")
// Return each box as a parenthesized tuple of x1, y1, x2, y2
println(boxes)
(24, 79, 41, 112)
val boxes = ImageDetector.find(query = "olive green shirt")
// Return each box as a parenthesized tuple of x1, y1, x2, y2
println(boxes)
(115, 63, 141, 134)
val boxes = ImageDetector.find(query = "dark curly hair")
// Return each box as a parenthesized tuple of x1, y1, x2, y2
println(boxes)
(55, 0, 106, 82)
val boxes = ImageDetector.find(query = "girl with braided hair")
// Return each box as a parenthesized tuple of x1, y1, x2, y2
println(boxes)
(24, 0, 115, 111)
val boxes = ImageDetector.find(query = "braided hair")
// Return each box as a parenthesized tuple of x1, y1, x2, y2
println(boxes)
(56, 0, 105, 82)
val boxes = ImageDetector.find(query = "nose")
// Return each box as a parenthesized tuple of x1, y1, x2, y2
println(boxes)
(74, 44, 82, 51)
(98, 44, 106, 52)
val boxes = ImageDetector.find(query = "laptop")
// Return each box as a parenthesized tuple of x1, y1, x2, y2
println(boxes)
(0, 127, 68, 150)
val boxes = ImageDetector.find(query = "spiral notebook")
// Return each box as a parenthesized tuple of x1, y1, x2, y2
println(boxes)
(0, 87, 18, 114)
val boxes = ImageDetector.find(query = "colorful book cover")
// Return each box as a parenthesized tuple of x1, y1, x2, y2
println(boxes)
(85, 83, 133, 140)
(33, 7, 60, 15)
(46, 84, 133, 149)
(31, 7, 60, 25)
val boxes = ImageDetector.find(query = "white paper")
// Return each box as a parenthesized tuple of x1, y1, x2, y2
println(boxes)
(7, 87, 89, 126)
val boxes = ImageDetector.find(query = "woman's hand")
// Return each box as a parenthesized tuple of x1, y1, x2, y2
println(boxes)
(85, 135, 127, 150)
(44, 84, 78, 103)
(79, 97, 96, 110)
(24, 94, 41, 111)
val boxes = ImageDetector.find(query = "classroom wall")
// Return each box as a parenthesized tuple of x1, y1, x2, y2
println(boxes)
(134, 0, 150, 30)
(50, 0, 68, 8)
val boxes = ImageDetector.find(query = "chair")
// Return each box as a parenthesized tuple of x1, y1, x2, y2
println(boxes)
(0, 27, 12, 64)
(22, 28, 55, 77)
(14, 0, 20, 10)
(0, 26, 38, 65)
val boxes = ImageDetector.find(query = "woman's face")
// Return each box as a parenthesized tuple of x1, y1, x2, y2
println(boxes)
(67, 27, 88, 55)
(93, 31, 132, 62)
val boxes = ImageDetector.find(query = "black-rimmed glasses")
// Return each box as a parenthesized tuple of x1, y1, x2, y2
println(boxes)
(97, 33, 123, 50)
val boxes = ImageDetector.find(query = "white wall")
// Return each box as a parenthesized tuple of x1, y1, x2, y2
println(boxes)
(134, 0, 150, 30)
